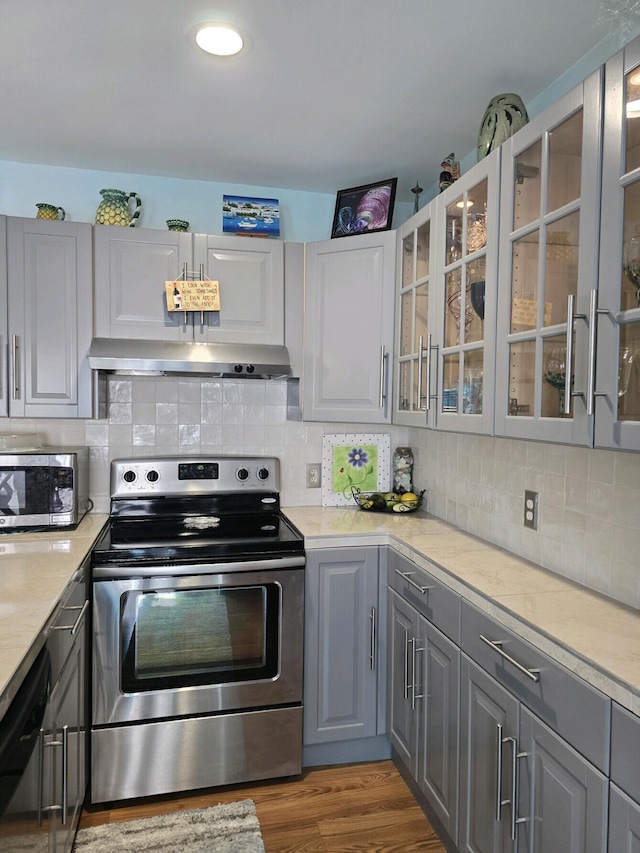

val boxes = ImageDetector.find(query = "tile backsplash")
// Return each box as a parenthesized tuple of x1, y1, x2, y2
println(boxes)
(4, 374, 639, 610)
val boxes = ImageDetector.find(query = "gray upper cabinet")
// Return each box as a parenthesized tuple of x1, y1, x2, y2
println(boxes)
(595, 34, 640, 451)
(2, 217, 93, 418)
(433, 148, 501, 435)
(303, 231, 396, 423)
(303, 547, 382, 745)
(494, 70, 603, 446)
(94, 226, 284, 345)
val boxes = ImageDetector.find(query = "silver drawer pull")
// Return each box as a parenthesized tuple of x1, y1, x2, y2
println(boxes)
(395, 568, 433, 594)
(480, 634, 540, 683)
(52, 599, 89, 636)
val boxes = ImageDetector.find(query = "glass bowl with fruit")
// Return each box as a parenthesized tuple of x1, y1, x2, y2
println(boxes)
(351, 486, 425, 513)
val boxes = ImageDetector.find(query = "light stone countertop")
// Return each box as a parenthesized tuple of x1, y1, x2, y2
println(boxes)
(0, 512, 108, 717)
(283, 505, 640, 717)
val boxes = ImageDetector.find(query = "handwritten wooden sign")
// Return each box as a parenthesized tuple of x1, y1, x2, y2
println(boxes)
(165, 280, 220, 312)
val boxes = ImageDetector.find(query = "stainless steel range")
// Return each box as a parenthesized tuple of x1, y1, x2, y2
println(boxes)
(90, 455, 304, 804)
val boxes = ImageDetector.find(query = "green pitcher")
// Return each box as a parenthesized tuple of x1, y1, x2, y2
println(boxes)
(95, 188, 142, 227)
(36, 203, 65, 221)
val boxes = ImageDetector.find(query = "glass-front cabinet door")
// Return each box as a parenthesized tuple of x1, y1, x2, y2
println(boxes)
(394, 202, 436, 426)
(434, 149, 500, 434)
(596, 35, 640, 450)
(495, 70, 603, 445)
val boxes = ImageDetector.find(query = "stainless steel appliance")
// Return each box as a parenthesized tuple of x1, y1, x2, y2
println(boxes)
(0, 447, 90, 532)
(90, 455, 305, 803)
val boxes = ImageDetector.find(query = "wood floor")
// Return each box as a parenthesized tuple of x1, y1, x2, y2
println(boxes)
(79, 759, 447, 852)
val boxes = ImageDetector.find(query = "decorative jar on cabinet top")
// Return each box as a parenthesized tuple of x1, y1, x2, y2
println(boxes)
(36, 203, 65, 220)
(95, 188, 142, 227)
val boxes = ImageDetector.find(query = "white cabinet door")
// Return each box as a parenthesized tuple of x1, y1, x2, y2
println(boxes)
(0, 217, 8, 417)
(495, 71, 603, 445)
(194, 233, 284, 344)
(303, 231, 395, 423)
(94, 225, 192, 341)
(5, 218, 93, 418)
(595, 34, 640, 450)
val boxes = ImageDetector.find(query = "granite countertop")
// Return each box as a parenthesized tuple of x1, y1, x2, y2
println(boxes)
(0, 512, 108, 716)
(283, 505, 640, 716)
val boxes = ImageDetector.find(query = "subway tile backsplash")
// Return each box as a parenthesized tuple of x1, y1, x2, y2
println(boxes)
(3, 374, 639, 611)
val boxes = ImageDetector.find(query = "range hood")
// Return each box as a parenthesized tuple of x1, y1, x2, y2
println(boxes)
(88, 338, 291, 379)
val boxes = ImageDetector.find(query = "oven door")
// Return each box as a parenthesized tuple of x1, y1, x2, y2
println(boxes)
(92, 559, 304, 727)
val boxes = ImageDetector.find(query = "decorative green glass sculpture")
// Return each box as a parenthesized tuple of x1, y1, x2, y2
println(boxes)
(477, 93, 528, 161)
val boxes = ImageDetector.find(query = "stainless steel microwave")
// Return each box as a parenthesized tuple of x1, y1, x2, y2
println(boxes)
(0, 447, 90, 532)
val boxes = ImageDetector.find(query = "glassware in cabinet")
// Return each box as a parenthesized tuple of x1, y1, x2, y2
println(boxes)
(495, 69, 602, 445)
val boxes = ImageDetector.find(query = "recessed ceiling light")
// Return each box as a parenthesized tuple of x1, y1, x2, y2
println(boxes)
(195, 24, 244, 56)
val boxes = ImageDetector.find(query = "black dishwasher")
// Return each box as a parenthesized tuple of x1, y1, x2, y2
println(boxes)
(0, 648, 51, 851)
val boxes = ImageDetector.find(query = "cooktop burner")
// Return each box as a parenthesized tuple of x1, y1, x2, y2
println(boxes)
(92, 455, 304, 568)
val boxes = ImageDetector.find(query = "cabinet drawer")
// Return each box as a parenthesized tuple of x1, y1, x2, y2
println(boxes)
(47, 571, 88, 684)
(389, 550, 460, 644)
(460, 600, 610, 772)
(611, 702, 640, 801)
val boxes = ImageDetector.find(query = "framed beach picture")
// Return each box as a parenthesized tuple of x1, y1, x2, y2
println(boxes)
(321, 433, 391, 507)
(331, 177, 397, 239)
(222, 195, 280, 237)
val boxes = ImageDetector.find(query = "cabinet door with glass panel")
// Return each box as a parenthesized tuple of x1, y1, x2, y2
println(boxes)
(494, 70, 602, 445)
(596, 35, 640, 451)
(394, 201, 437, 426)
(434, 149, 500, 434)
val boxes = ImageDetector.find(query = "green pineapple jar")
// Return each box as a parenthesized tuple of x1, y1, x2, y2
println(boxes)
(95, 189, 142, 227)
(36, 203, 65, 221)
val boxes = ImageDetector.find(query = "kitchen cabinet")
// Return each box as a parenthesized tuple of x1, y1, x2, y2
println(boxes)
(394, 202, 436, 426)
(494, 70, 602, 445)
(459, 601, 609, 853)
(303, 547, 384, 749)
(387, 551, 460, 845)
(0, 217, 93, 418)
(94, 226, 284, 345)
(43, 566, 89, 852)
(433, 148, 501, 435)
(302, 230, 396, 423)
(609, 702, 640, 850)
(595, 34, 640, 450)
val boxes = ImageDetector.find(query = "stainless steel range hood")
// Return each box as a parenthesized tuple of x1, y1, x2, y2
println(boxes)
(88, 338, 292, 379)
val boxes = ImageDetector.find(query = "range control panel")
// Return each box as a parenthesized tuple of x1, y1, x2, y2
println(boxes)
(110, 456, 280, 497)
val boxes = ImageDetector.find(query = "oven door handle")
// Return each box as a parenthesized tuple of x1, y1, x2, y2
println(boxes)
(92, 555, 306, 579)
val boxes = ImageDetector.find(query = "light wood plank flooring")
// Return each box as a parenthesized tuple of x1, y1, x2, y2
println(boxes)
(80, 760, 447, 852)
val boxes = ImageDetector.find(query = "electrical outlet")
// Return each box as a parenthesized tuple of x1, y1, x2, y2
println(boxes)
(306, 463, 321, 489)
(524, 490, 539, 530)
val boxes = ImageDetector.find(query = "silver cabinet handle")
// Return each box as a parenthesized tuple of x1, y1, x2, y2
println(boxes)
(52, 599, 89, 636)
(507, 735, 528, 840)
(61, 725, 69, 825)
(11, 335, 19, 399)
(586, 288, 598, 416)
(379, 345, 388, 410)
(480, 634, 540, 682)
(417, 335, 424, 410)
(564, 294, 576, 416)
(496, 723, 504, 822)
(403, 629, 410, 700)
(369, 607, 377, 671)
(395, 568, 433, 594)
(424, 333, 432, 411)
(409, 637, 423, 710)
(37, 727, 45, 826)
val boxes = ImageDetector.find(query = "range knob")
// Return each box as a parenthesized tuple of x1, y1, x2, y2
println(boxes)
(246, 364, 255, 374)
(123, 469, 136, 483)
(237, 467, 249, 481)
(234, 364, 243, 374)
(257, 467, 270, 481)
(146, 470, 159, 483)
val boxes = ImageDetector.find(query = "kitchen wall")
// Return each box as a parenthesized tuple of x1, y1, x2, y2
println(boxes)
(409, 429, 640, 610)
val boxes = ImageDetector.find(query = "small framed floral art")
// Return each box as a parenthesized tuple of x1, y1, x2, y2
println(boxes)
(321, 433, 391, 507)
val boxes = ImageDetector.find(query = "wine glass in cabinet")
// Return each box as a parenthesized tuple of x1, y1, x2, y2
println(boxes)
(494, 69, 602, 446)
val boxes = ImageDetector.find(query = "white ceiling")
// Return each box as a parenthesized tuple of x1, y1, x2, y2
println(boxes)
(0, 1, 632, 203)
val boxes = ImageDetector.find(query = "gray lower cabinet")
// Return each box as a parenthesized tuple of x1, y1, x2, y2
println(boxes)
(1, 216, 93, 418)
(460, 601, 609, 853)
(44, 569, 89, 852)
(609, 702, 640, 850)
(388, 550, 461, 846)
(303, 547, 385, 751)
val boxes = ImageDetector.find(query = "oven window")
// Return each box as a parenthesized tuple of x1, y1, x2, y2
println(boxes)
(120, 584, 280, 692)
